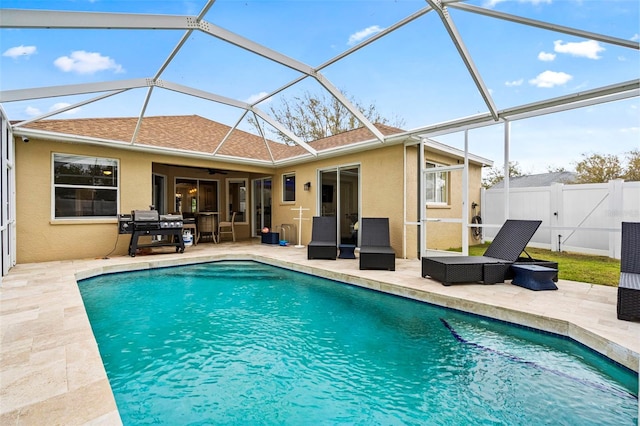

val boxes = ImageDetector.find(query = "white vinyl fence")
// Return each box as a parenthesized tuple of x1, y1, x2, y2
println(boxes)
(481, 179, 640, 259)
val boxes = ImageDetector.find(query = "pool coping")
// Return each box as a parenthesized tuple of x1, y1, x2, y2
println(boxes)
(1, 245, 639, 424)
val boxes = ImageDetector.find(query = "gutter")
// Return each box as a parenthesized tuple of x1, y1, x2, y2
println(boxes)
(13, 128, 276, 169)
(13, 126, 493, 169)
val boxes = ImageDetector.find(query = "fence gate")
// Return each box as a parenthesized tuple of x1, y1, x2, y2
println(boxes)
(483, 180, 640, 259)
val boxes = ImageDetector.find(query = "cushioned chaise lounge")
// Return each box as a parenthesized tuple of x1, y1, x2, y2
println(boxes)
(307, 216, 337, 260)
(359, 218, 395, 271)
(617, 221, 640, 321)
(422, 219, 542, 286)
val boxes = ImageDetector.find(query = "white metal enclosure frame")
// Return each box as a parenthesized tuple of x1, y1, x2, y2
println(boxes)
(1, 1, 637, 157)
(0, 1, 638, 268)
(0, 106, 16, 278)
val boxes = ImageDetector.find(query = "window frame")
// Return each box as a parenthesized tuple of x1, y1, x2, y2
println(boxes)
(425, 161, 449, 205)
(282, 172, 296, 203)
(51, 153, 120, 220)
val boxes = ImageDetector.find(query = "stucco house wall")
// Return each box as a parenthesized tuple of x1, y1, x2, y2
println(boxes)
(422, 150, 484, 250)
(15, 138, 271, 263)
(272, 144, 406, 254)
(14, 119, 487, 264)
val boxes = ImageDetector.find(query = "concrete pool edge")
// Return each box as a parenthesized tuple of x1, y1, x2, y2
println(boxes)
(1, 247, 638, 425)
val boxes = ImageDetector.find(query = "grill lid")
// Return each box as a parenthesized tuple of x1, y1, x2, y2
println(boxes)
(160, 214, 183, 221)
(132, 210, 159, 222)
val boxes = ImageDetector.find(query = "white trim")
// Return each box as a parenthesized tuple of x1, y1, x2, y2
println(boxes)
(424, 161, 450, 205)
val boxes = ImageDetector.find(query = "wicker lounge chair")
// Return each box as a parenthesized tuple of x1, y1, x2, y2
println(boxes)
(307, 216, 337, 260)
(617, 222, 640, 321)
(422, 219, 542, 286)
(359, 218, 395, 271)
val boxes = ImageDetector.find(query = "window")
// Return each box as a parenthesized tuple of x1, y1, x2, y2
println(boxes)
(53, 153, 118, 218)
(425, 162, 448, 204)
(282, 173, 295, 202)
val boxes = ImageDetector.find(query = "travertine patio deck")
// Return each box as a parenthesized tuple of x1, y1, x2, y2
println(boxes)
(1, 240, 638, 425)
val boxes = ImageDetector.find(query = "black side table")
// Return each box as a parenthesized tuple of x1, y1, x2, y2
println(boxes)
(338, 244, 356, 259)
(511, 264, 558, 290)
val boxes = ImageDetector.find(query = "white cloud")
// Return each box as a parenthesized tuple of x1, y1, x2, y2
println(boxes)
(245, 92, 272, 105)
(553, 39, 605, 59)
(25, 106, 41, 116)
(54, 50, 124, 74)
(50, 103, 81, 115)
(529, 70, 573, 88)
(505, 79, 523, 87)
(631, 34, 639, 41)
(348, 25, 384, 46)
(537, 51, 556, 61)
(620, 127, 639, 134)
(3, 45, 37, 59)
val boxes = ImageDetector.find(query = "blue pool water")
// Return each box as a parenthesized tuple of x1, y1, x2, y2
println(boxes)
(79, 261, 638, 425)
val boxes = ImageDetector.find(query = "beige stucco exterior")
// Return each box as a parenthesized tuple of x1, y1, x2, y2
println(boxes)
(15, 138, 272, 263)
(15, 135, 485, 264)
(423, 150, 485, 250)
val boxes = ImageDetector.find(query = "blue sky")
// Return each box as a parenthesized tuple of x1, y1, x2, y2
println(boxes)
(1, 0, 638, 173)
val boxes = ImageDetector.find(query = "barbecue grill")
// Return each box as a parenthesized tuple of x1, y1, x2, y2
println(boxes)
(119, 209, 185, 256)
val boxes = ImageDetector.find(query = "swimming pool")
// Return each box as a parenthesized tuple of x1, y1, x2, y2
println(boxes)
(79, 261, 638, 425)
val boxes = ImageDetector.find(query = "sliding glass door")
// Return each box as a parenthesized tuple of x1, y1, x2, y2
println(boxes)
(252, 178, 272, 236)
(319, 165, 359, 245)
(174, 178, 219, 215)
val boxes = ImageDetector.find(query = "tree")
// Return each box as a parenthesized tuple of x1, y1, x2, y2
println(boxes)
(574, 153, 623, 183)
(482, 161, 524, 189)
(622, 149, 640, 181)
(251, 91, 405, 143)
(546, 165, 567, 173)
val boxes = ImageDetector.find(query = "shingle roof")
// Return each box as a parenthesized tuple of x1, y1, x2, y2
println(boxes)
(19, 115, 406, 163)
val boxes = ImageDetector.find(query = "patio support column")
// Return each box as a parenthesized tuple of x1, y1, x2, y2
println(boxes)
(462, 130, 469, 255)
(419, 137, 426, 259)
(503, 120, 511, 221)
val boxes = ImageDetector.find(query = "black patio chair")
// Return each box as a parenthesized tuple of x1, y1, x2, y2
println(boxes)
(359, 218, 395, 271)
(307, 216, 337, 260)
(422, 219, 542, 286)
(617, 222, 640, 321)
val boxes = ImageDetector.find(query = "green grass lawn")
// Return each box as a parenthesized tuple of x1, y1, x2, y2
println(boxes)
(456, 244, 621, 287)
